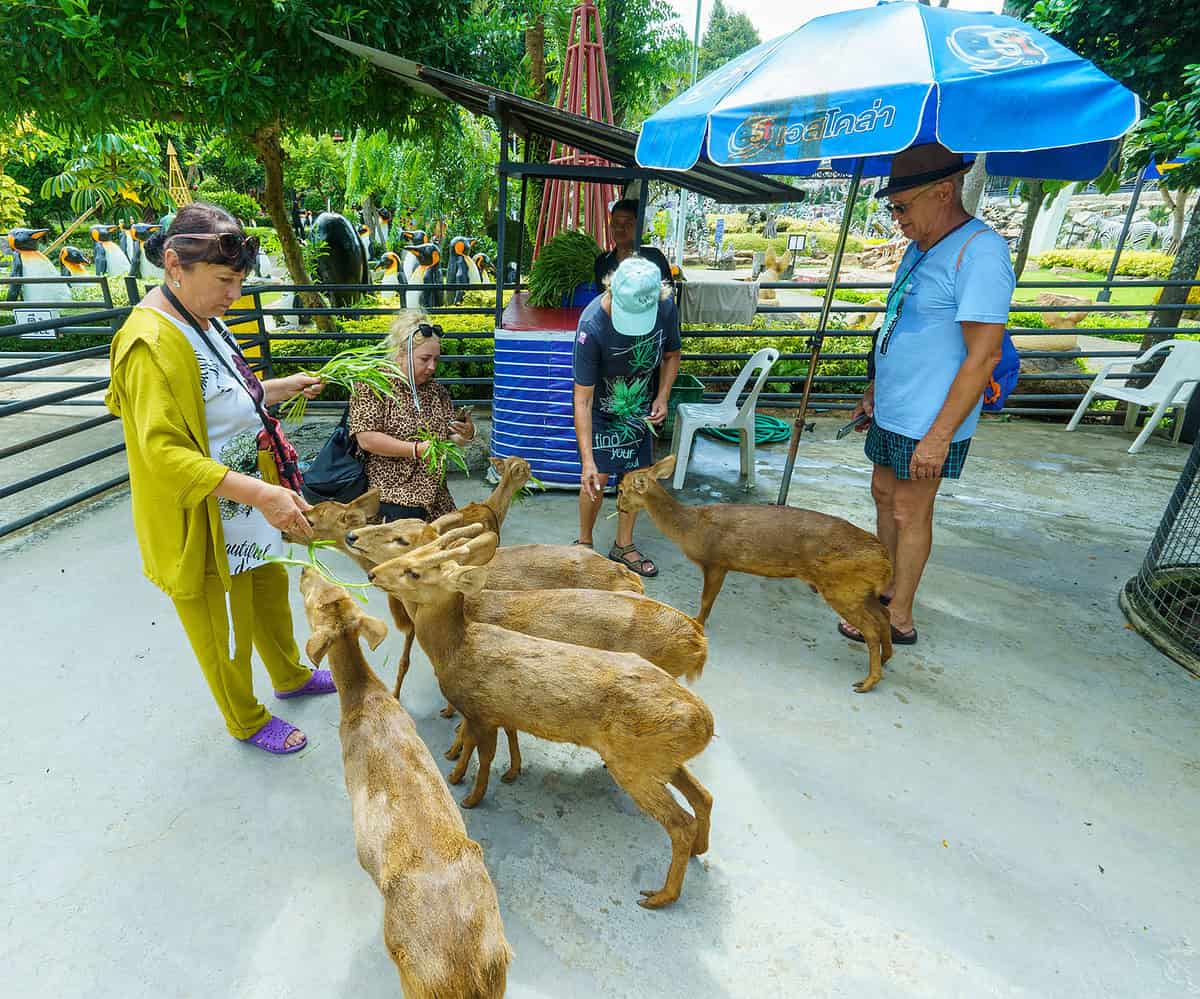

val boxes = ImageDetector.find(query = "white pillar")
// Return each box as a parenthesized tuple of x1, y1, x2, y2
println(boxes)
(1029, 183, 1076, 255)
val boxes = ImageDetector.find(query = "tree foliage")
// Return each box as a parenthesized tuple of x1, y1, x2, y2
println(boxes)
(697, 0, 761, 82)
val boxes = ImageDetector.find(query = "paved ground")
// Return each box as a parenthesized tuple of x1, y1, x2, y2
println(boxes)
(3, 418, 1198, 998)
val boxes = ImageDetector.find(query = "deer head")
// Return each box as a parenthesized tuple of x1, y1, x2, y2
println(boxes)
(489, 456, 532, 491)
(616, 455, 676, 514)
(366, 527, 496, 603)
(344, 510, 473, 565)
(300, 567, 389, 664)
(290, 489, 382, 546)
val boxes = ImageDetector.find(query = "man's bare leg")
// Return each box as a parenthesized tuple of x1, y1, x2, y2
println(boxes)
(885, 476, 942, 633)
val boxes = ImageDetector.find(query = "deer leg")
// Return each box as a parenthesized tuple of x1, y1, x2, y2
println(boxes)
(461, 726, 498, 809)
(447, 722, 478, 785)
(830, 595, 886, 693)
(500, 728, 522, 784)
(696, 565, 728, 627)
(607, 766, 698, 909)
(445, 720, 465, 761)
(390, 627, 415, 700)
(877, 597, 894, 665)
(670, 765, 713, 856)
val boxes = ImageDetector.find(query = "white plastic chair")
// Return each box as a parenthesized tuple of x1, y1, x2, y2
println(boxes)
(670, 347, 780, 489)
(1065, 339, 1200, 454)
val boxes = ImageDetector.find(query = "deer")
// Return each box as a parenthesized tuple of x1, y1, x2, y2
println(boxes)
(348, 517, 705, 782)
(454, 455, 533, 534)
(367, 525, 715, 910)
(618, 454, 895, 694)
(299, 568, 512, 998)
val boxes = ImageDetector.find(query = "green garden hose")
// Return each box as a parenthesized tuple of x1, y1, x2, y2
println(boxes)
(698, 414, 792, 445)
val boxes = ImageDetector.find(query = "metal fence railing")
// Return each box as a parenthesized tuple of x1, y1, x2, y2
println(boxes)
(3, 271, 1198, 538)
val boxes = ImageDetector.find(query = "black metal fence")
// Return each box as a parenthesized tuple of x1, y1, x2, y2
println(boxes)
(2, 271, 1198, 538)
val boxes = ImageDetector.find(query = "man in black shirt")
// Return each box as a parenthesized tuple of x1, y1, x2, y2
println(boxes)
(593, 199, 673, 290)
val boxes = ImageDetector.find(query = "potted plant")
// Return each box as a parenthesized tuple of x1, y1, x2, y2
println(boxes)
(527, 229, 602, 309)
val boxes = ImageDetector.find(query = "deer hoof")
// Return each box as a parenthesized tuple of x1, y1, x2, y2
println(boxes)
(445, 744, 462, 761)
(461, 791, 484, 809)
(500, 767, 519, 784)
(637, 888, 677, 909)
(439, 704, 457, 718)
(853, 677, 880, 693)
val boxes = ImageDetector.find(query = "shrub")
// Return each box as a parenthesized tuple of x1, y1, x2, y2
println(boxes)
(244, 226, 283, 258)
(1033, 249, 1179, 279)
(201, 189, 264, 226)
(723, 231, 865, 256)
(705, 213, 748, 233)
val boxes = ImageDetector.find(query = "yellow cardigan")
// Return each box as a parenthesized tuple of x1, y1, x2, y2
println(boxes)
(105, 307, 234, 599)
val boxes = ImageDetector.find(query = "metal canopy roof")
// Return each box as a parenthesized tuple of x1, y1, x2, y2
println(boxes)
(315, 31, 801, 205)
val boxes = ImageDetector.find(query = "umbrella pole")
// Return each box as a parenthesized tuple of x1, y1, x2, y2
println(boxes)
(776, 161, 864, 505)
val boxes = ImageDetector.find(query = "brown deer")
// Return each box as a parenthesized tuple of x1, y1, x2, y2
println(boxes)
(618, 455, 895, 693)
(454, 456, 534, 535)
(349, 518, 704, 781)
(299, 568, 512, 998)
(367, 526, 715, 909)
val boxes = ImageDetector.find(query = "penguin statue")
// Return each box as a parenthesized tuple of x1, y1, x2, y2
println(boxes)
(59, 246, 90, 277)
(118, 219, 136, 261)
(310, 211, 369, 307)
(91, 224, 132, 278)
(399, 229, 426, 282)
(445, 235, 482, 304)
(253, 248, 275, 280)
(5, 228, 72, 303)
(129, 222, 164, 281)
(403, 243, 443, 310)
(357, 222, 372, 263)
(473, 252, 496, 284)
(376, 208, 392, 250)
(376, 251, 407, 304)
(158, 211, 176, 231)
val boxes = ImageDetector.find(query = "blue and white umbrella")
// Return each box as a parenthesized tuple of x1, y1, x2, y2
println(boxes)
(636, 1, 1141, 503)
(636, 1, 1139, 181)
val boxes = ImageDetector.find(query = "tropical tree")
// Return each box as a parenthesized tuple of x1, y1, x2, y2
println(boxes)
(0, 1, 481, 312)
(41, 128, 169, 219)
(697, 0, 760, 81)
(0, 118, 61, 228)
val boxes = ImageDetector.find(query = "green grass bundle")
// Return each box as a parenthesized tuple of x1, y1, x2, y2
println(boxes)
(513, 473, 547, 504)
(281, 341, 408, 423)
(528, 229, 602, 307)
(268, 540, 372, 604)
(418, 428, 469, 483)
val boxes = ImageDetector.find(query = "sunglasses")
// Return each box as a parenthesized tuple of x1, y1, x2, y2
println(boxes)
(416, 322, 443, 338)
(885, 184, 938, 217)
(168, 232, 260, 263)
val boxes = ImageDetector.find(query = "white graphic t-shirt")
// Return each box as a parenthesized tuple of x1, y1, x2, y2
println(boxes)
(148, 307, 280, 575)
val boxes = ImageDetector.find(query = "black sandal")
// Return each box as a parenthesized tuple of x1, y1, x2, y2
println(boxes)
(838, 620, 917, 645)
(609, 542, 658, 578)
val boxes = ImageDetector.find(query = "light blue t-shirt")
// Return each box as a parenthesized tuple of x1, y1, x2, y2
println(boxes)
(873, 220, 1015, 442)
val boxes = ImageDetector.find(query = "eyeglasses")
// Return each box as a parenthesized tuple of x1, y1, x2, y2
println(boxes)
(885, 184, 938, 217)
(168, 232, 260, 263)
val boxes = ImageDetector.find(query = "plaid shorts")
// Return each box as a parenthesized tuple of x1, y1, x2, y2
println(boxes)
(865, 422, 971, 480)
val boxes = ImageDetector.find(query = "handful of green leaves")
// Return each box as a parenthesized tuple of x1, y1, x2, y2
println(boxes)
(527, 230, 602, 308)
(418, 428, 469, 483)
(268, 540, 372, 604)
(513, 473, 547, 504)
(281, 342, 409, 424)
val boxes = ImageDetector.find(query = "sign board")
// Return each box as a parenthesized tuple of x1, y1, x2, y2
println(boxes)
(787, 233, 808, 252)
(13, 308, 59, 340)
(713, 217, 726, 246)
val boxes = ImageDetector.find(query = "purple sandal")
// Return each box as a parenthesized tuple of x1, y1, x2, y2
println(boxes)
(275, 669, 337, 699)
(240, 716, 307, 755)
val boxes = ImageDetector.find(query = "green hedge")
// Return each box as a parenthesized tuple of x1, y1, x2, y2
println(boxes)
(723, 231, 865, 255)
(1034, 249, 1176, 278)
(200, 189, 264, 226)
(245, 227, 283, 259)
(681, 332, 870, 398)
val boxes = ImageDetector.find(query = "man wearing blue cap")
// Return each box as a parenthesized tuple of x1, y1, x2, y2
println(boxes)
(573, 255, 682, 577)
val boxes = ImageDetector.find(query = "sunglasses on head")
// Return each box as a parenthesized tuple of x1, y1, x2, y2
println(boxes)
(168, 232, 260, 263)
(416, 322, 443, 338)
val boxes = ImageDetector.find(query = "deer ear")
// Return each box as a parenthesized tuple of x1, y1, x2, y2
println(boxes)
(430, 511, 463, 534)
(489, 457, 504, 472)
(357, 613, 389, 650)
(355, 488, 381, 520)
(306, 630, 335, 666)
(449, 563, 488, 597)
(652, 454, 676, 480)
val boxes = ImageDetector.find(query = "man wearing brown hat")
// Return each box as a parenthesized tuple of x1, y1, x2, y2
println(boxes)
(839, 142, 1015, 647)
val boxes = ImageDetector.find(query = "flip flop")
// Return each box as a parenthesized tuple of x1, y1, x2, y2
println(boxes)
(275, 669, 337, 699)
(240, 716, 307, 755)
(838, 621, 918, 646)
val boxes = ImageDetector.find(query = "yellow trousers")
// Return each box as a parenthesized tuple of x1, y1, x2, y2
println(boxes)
(172, 561, 312, 739)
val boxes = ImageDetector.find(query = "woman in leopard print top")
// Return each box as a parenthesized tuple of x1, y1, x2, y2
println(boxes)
(349, 311, 476, 522)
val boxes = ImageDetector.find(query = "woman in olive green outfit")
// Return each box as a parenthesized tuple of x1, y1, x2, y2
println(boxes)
(105, 203, 330, 755)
